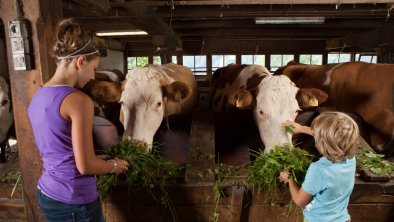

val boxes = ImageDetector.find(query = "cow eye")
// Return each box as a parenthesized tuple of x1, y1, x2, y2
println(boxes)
(257, 110, 269, 119)
(1, 99, 8, 106)
(157, 102, 162, 107)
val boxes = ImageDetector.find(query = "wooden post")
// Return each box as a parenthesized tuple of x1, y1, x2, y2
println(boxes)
(159, 49, 172, 64)
(0, 0, 61, 221)
(228, 186, 244, 221)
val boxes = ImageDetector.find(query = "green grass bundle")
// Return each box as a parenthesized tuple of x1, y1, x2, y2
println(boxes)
(356, 149, 394, 176)
(96, 140, 184, 221)
(245, 145, 314, 198)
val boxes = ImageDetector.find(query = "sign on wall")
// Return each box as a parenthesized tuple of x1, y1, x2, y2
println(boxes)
(8, 20, 32, 70)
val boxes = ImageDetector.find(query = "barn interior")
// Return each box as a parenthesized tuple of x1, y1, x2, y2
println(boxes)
(1, 1, 394, 222)
(62, 0, 394, 162)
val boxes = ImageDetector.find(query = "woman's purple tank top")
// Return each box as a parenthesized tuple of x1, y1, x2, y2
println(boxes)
(28, 85, 98, 204)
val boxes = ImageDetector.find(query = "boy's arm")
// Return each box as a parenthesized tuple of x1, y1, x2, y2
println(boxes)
(288, 179, 312, 208)
(279, 171, 312, 207)
(283, 120, 313, 135)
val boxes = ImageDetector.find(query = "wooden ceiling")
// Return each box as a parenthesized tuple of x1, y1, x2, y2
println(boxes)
(62, 0, 394, 55)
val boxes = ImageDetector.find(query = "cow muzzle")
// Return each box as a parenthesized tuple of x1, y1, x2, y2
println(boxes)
(130, 139, 148, 148)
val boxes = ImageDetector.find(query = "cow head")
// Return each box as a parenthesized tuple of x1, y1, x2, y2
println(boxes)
(232, 75, 327, 153)
(89, 66, 192, 151)
(0, 76, 13, 144)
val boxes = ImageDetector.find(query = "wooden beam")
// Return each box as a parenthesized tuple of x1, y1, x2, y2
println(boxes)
(111, 1, 394, 6)
(65, 0, 109, 15)
(170, 19, 391, 30)
(125, 38, 327, 55)
(326, 24, 394, 50)
(156, 4, 390, 18)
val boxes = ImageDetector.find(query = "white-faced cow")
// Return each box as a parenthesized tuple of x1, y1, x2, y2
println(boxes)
(87, 63, 198, 151)
(275, 61, 394, 155)
(0, 75, 13, 162)
(210, 64, 327, 153)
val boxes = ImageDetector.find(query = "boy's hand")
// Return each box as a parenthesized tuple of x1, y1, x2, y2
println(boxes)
(283, 120, 301, 134)
(279, 171, 290, 184)
(283, 120, 313, 135)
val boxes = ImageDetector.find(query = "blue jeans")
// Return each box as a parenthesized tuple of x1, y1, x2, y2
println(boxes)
(37, 189, 105, 222)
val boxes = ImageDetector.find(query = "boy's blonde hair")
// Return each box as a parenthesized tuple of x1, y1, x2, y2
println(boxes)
(311, 112, 359, 162)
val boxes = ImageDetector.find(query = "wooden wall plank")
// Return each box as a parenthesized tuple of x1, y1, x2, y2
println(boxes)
(0, 0, 61, 221)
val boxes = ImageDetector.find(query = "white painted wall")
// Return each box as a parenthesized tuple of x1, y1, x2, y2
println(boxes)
(98, 49, 124, 73)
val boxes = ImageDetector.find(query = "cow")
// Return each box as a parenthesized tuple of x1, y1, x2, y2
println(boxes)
(82, 69, 125, 135)
(86, 63, 199, 151)
(210, 64, 327, 153)
(0, 75, 13, 162)
(274, 61, 394, 155)
(94, 69, 124, 83)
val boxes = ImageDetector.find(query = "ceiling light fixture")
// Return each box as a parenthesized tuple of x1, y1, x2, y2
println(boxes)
(255, 17, 325, 24)
(95, 30, 148, 36)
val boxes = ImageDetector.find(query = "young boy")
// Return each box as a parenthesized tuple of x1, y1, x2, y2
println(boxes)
(279, 111, 359, 222)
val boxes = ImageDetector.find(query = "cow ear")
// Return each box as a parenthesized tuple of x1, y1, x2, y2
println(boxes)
(296, 88, 328, 109)
(88, 80, 123, 103)
(162, 81, 191, 102)
(233, 88, 254, 110)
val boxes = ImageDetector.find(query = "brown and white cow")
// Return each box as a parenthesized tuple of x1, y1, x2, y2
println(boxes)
(87, 63, 198, 150)
(82, 69, 125, 135)
(0, 75, 13, 162)
(210, 64, 327, 153)
(274, 61, 394, 155)
(95, 69, 124, 83)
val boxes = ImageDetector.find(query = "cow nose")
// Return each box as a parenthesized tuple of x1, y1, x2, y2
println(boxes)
(131, 139, 148, 148)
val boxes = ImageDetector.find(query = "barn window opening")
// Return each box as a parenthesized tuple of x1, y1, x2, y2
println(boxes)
(299, 54, 322, 65)
(183, 55, 207, 76)
(355, 53, 377, 63)
(212, 54, 236, 72)
(153, 56, 161, 65)
(172, 56, 177, 64)
(270, 54, 294, 71)
(127, 56, 148, 69)
(241, 55, 265, 66)
(327, 53, 351, 64)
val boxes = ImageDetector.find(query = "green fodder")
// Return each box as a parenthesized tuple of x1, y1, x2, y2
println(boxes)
(96, 140, 184, 221)
(356, 147, 394, 176)
(245, 144, 314, 200)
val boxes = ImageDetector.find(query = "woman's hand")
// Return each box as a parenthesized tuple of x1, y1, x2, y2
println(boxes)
(112, 157, 129, 175)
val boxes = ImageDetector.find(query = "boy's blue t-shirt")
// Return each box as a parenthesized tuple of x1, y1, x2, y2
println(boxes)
(302, 156, 356, 222)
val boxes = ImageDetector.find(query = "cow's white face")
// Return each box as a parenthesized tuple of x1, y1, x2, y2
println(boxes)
(0, 77, 13, 143)
(254, 75, 300, 153)
(117, 66, 193, 150)
(120, 77, 164, 147)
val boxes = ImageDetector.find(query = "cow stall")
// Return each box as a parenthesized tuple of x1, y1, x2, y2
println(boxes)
(1, 106, 394, 221)
(89, 107, 394, 222)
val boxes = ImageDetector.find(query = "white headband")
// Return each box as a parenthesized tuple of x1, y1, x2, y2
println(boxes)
(56, 38, 98, 60)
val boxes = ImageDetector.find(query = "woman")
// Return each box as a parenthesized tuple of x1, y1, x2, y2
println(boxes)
(28, 18, 128, 221)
